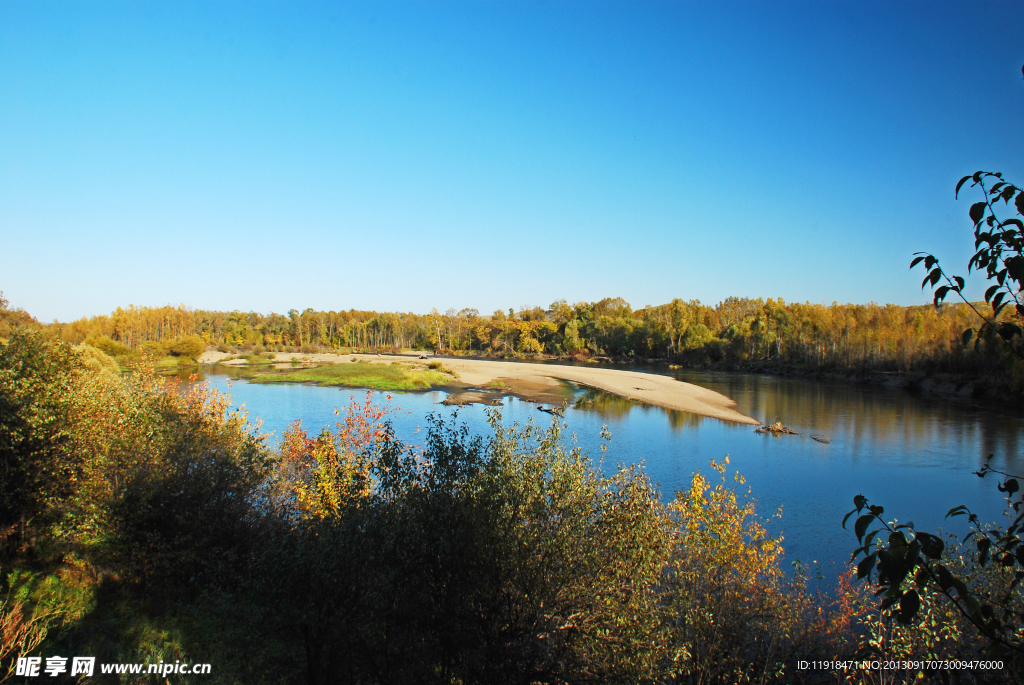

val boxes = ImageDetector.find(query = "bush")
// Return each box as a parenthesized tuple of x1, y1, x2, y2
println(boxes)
(168, 336, 205, 360)
(517, 336, 543, 355)
(83, 335, 130, 358)
(140, 340, 167, 357)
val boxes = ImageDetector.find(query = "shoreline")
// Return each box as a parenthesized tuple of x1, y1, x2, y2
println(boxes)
(198, 350, 761, 425)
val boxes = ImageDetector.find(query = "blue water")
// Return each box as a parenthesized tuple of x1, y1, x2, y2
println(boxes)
(190, 364, 1022, 578)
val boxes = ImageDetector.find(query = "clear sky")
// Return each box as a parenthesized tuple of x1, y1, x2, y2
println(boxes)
(2, 1, 1022, 322)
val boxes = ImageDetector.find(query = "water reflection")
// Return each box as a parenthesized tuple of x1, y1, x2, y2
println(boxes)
(181, 363, 1022, 577)
(573, 387, 706, 430)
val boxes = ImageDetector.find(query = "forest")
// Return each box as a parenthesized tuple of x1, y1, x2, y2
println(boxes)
(34, 294, 1016, 388)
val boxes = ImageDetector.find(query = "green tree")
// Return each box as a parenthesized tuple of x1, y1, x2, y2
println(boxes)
(0, 331, 79, 546)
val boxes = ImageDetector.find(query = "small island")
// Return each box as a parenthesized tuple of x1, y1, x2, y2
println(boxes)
(200, 350, 761, 425)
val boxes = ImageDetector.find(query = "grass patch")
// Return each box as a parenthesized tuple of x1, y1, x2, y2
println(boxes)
(252, 361, 455, 391)
(154, 356, 196, 369)
(218, 353, 275, 365)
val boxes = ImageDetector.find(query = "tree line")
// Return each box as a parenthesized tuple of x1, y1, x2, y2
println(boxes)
(39, 296, 1004, 374)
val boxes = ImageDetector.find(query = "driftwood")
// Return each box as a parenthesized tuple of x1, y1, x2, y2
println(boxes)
(755, 421, 799, 436)
(810, 434, 831, 444)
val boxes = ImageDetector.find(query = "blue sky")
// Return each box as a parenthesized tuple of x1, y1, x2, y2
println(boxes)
(2, 1, 1022, 322)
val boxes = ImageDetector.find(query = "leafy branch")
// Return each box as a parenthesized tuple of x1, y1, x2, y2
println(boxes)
(843, 494, 1023, 656)
(911, 171, 1024, 360)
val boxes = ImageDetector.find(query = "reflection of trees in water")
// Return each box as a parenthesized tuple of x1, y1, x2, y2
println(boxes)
(571, 387, 704, 429)
(671, 370, 1024, 472)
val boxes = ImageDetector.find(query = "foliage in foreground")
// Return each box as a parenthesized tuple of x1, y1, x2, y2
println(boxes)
(1, 328, 1019, 684)
(838, 170, 1024, 673)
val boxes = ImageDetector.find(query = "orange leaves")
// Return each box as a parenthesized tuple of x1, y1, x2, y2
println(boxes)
(274, 391, 399, 519)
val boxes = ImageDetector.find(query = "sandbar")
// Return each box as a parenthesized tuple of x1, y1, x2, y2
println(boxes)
(198, 351, 760, 425)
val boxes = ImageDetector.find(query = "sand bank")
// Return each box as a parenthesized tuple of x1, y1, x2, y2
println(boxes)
(197, 351, 759, 425)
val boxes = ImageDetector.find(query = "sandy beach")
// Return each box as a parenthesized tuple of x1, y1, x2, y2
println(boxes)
(199, 351, 760, 425)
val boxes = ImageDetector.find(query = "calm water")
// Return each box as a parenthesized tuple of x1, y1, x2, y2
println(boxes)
(184, 364, 1022, 577)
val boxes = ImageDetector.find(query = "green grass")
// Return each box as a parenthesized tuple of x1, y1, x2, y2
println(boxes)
(154, 356, 196, 369)
(252, 361, 455, 391)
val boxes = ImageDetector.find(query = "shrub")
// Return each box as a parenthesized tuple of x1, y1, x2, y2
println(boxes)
(517, 336, 543, 355)
(168, 335, 205, 360)
(83, 335, 129, 358)
(140, 340, 167, 357)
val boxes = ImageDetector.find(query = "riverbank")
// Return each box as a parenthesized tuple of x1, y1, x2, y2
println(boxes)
(442, 351, 1015, 404)
(197, 351, 761, 425)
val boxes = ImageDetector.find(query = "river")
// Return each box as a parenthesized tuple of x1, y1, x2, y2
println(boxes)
(184, 363, 1022, 579)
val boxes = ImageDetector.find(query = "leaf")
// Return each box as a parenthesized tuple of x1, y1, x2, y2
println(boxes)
(997, 322, 1021, 341)
(949, 575, 971, 602)
(888, 530, 908, 550)
(985, 284, 1001, 302)
(897, 589, 920, 625)
(855, 514, 874, 544)
(910, 256, 925, 269)
(1016, 192, 1024, 216)
(917, 532, 944, 559)
(953, 276, 965, 290)
(956, 175, 971, 198)
(962, 328, 974, 345)
(934, 286, 950, 302)
(1007, 255, 1024, 283)
(970, 202, 988, 225)
(934, 564, 953, 590)
(998, 478, 1019, 495)
(915, 566, 929, 587)
(857, 553, 877, 579)
(978, 537, 991, 566)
